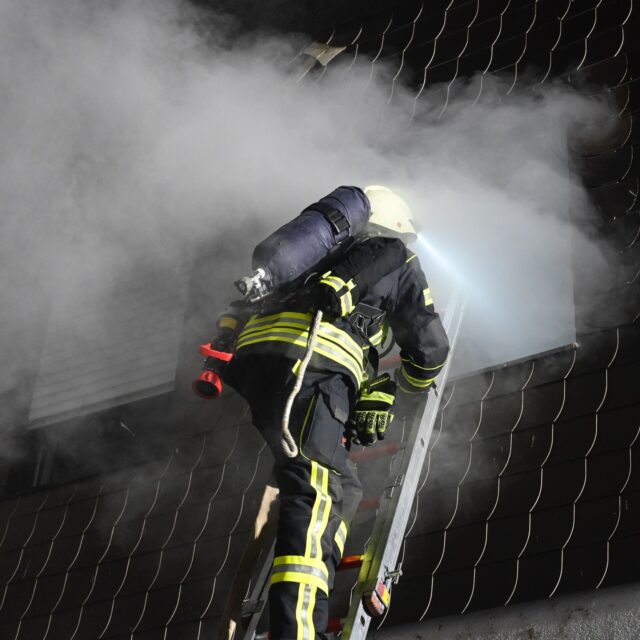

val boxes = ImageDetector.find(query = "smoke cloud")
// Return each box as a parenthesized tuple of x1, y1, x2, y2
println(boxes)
(0, 0, 613, 434)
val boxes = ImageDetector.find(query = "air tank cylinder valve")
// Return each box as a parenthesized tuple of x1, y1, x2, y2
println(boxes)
(234, 267, 272, 302)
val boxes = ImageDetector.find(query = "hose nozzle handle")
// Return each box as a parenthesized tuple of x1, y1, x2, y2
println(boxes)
(192, 343, 234, 400)
(199, 344, 234, 361)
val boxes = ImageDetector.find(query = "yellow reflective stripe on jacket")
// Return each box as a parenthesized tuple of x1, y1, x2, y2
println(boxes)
(319, 273, 356, 293)
(423, 287, 434, 306)
(401, 366, 435, 389)
(334, 520, 348, 558)
(341, 280, 357, 315)
(241, 311, 362, 359)
(319, 273, 357, 315)
(319, 274, 346, 314)
(236, 322, 362, 360)
(236, 312, 365, 384)
(242, 311, 311, 333)
(236, 328, 363, 384)
(319, 273, 346, 291)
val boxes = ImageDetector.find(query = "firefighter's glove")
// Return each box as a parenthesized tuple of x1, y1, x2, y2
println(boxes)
(351, 375, 396, 446)
(312, 271, 358, 318)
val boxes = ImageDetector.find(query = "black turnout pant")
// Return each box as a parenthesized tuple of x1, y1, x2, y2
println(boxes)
(228, 355, 363, 640)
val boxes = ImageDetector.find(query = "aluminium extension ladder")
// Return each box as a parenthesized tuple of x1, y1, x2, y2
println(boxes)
(233, 293, 464, 640)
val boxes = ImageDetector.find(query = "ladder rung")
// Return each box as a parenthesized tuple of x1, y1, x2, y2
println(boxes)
(326, 617, 343, 634)
(266, 618, 343, 638)
(337, 554, 364, 571)
(350, 442, 399, 462)
(357, 497, 380, 512)
(378, 354, 401, 370)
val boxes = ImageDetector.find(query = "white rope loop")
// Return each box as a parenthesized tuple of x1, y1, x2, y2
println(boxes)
(281, 310, 324, 458)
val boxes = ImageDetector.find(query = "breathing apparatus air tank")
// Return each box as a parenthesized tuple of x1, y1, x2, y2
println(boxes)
(235, 186, 371, 301)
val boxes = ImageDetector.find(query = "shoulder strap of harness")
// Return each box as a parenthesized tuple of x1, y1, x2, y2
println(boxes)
(348, 302, 386, 377)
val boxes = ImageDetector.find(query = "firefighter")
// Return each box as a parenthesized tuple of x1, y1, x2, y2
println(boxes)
(200, 185, 449, 639)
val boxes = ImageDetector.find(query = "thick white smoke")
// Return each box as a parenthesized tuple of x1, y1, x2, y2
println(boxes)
(0, 0, 612, 427)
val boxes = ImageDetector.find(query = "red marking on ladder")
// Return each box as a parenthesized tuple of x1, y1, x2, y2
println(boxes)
(350, 442, 399, 462)
(326, 618, 343, 634)
(337, 554, 364, 571)
(378, 354, 401, 370)
(357, 497, 380, 512)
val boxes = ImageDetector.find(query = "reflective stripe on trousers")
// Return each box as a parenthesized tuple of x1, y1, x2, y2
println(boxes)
(271, 460, 332, 639)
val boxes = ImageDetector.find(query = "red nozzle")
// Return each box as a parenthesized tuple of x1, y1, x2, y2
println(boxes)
(192, 370, 223, 399)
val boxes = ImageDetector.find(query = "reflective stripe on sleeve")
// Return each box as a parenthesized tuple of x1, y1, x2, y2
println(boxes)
(334, 521, 348, 558)
(295, 583, 313, 640)
(319, 273, 357, 315)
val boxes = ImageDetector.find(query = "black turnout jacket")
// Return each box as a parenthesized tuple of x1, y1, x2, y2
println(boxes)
(224, 236, 450, 396)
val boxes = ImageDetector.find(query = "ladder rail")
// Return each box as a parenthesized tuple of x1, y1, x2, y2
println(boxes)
(240, 539, 276, 640)
(341, 293, 465, 639)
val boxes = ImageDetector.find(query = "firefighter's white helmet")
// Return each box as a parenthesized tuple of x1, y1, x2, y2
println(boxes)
(364, 185, 417, 239)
